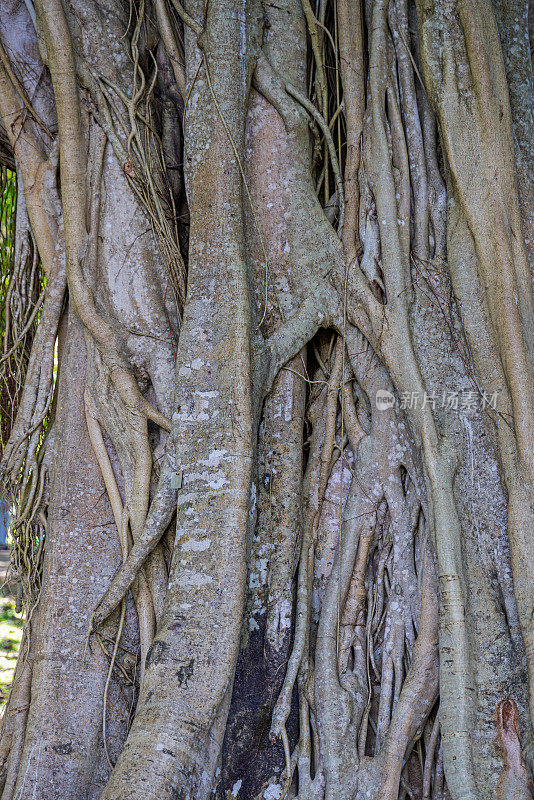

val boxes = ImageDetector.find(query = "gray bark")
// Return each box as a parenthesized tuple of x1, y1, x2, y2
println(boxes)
(0, 0, 532, 799)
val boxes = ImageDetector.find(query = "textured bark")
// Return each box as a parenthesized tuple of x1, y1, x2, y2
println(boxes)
(0, 0, 532, 799)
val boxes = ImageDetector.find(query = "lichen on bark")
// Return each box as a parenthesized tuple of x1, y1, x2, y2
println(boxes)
(0, 0, 532, 799)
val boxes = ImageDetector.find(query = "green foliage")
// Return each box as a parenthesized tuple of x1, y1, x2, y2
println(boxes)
(0, 168, 16, 349)
(0, 169, 17, 448)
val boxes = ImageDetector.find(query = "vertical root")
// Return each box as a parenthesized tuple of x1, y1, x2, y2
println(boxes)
(84, 390, 155, 682)
(102, 507, 130, 768)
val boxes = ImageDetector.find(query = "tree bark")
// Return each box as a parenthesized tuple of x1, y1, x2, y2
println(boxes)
(0, 0, 532, 798)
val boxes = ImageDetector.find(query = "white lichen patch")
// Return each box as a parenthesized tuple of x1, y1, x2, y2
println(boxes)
(181, 538, 211, 552)
(179, 571, 213, 588)
(187, 469, 228, 491)
(263, 784, 283, 800)
(200, 448, 227, 468)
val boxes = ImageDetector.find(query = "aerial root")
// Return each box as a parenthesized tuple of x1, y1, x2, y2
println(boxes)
(270, 340, 344, 741)
(84, 390, 156, 683)
(102, 507, 129, 768)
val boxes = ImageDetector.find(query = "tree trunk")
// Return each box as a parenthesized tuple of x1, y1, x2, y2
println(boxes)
(0, 0, 532, 799)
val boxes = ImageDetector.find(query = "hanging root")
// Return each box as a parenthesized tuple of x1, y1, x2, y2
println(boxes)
(0, 175, 62, 619)
(80, 0, 186, 308)
(90, 448, 177, 629)
(84, 391, 156, 681)
(270, 340, 344, 742)
(102, 506, 130, 768)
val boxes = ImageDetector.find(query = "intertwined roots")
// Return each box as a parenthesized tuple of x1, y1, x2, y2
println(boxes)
(0, 0, 532, 799)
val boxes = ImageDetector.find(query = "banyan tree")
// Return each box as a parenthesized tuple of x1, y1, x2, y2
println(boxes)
(0, 0, 533, 797)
